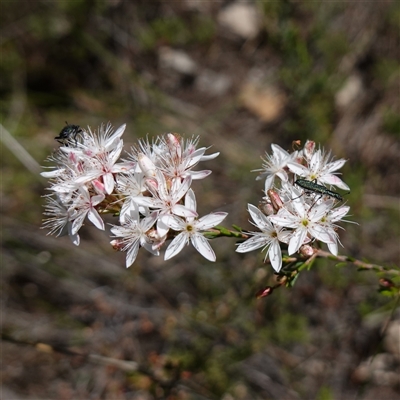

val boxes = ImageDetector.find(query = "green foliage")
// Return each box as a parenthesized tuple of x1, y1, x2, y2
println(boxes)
(137, 15, 215, 50)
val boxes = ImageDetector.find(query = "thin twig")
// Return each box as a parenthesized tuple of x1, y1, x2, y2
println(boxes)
(315, 249, 400, 276)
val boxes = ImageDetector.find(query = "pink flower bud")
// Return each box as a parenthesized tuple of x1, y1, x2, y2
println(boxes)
(267, 189, 283, 211)
(167, 133, 182, 159)
(138, 153, 157, 178)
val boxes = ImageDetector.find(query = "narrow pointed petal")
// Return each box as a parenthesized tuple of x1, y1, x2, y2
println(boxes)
(171, 204, 198, 218)
(327, 241, 338, 256)
(271, 143, 290, 159)
(174, 176, 192, 201)
(321, 174, 350, 190)
(196, 212, 228, 230)
(264, 175, 275, 191)
(71, 213, 86, 234)
(190, 170, 212, 180)
(248, 204, 270, 230)
(126, 240, 139, 267)
(326, 159, 346, 172)
(185, 189, 197, 212)
(288, 227, 307, 255)
(309, 224, 335, 243)
(164, 233, 188, 260)
(287, 162, 308, 176)
(160, 214, 184, 231)
(236, 235, 268, 253)
(191, 234, 216, 262)
(200, 152, 219, 161)
(103, 172, 115, 194)
(88, 208, 105, 230)
(329, 206, 350, 222)
(269, 240, 282, 272)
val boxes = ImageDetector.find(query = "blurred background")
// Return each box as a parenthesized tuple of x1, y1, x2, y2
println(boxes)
(1, 1, 399, 399)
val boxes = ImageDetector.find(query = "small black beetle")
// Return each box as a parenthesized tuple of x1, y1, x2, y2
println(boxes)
(55, 122, 83, 146)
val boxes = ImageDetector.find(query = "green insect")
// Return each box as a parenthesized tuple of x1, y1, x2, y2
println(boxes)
(294, 179, 343, 201)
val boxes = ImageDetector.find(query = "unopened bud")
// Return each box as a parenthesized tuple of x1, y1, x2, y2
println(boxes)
(379, 278, 394, 288)
(110, 239, 124, 251)
(166, 133, 182, 159)
(138, 153, 157, 178)
(256, 286, 274, 299)
(299, 244, 315, 257)
(259, 200, 275, 216)
(304, 140, 316, 160)
(267, 189, 283, 211)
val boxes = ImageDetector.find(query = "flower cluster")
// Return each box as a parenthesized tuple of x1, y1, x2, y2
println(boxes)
(236, 140, 351, 272)
(41, 123, 227, 266)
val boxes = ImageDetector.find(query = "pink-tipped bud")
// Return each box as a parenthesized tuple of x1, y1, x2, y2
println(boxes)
(145, 177, 158, 191)
(166, 133, 182, 159)
(256, 286, 274, 299)
(379, 278, 394, 288)
(299, 244, 315, 258)
(138, 153, 157, 178)
(110, 239, 124, 251)
(267, 189, 283, 211)
(304, 140, 316, 161)
(92, 179, 106, 194)
(259, 200, 275, 216)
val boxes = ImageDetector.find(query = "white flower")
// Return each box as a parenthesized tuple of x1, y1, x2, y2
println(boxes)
(236, 204, 284, 272)
(287, 146, 349, 190)
(110, 209, 159, 267)
(162, 189, 227, 261)
(253, 144, 296, 191)
(318, 202, 351, 255)
(41, 195, 80, 246)
(133, 171, 197, 237)
(70, 186, 105, 234)
(269, 195, 337, 255)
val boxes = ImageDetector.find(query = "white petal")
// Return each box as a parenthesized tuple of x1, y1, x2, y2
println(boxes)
(329, 206, 350, 222)
(126, 240, 139, 267)
(327, 241, 338, 256)
(276, 170, 288, 182)
(236, 235, 268, 253)
(269, 210, 298, 228)
(185, 189, 197, 212)
(248, 204, 271, 231)
(288, 227, 307, 255)
(326, 159, 346, 173)
(141, 211, 159, 231)
(91, 193, 105, 206)
(271, 143, 290, 159)
(174, 176, 192, 201)
(102, 172, 115, 194)
(70, 233, 80, 246)
(309, 224, 335, 243)
(196, 212, 228, 230)
(190, 170, 212, 180)
(269, 239, 282, 272)
(41, 169, 65, 178)
(88, 208, 105, 230)
(171, 204, 198, 218)
(200, 152, 219, 161)
(157, 218, 170, 238)
(321, 174, 350, 190)
(160, 214, 184, 231)
(287, 162, 308, 176)
(71, 212, 86, 234)
(264, 175, 275, 191)
(164, 232, 188, 260)
(191, 234, 216, 262)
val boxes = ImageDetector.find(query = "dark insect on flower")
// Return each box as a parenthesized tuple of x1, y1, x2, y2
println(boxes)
(55, 122, 83, 146)
(294, 179, 343, 201)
